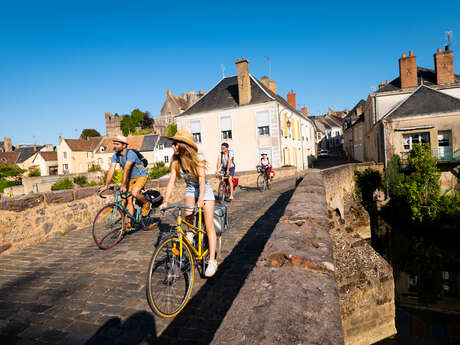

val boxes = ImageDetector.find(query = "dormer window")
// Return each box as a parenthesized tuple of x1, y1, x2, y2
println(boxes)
(100, 146, 105, 152)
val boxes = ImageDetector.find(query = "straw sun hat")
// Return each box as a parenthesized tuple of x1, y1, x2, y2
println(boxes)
(112, 136, 129, 145)
(168, 130, 198, 152)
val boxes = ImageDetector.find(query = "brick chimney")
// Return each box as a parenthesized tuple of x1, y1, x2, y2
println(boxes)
(434, 46, 454, 85)
(261, 76, 270, 89)
(399, 51, 418, 89)
(269, 81, 277, 94)
(301, 105, 308, 116)
(287, 90, 296, 109)
(235, 58, 251, 105)
(4, 138, 12, 152)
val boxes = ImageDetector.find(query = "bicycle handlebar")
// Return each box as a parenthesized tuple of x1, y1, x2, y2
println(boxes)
(97, 185, 131, 199)
(160, 204, 200, 213)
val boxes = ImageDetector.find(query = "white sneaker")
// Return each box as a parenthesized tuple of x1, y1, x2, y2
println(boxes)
(185, 231, 195, 246)
(205, 260, 218, 277)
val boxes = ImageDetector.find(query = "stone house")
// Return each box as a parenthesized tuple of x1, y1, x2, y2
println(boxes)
(29, 152, 58, 176)
(0, 142, 54, 172)
(175, 58, 316, 172)
(364, 47, 460, 166)
(154, 137, 174, 165)
(314, 114, 344, 151)
(343, 99, 366, 161)
(57, 137, 102, 175)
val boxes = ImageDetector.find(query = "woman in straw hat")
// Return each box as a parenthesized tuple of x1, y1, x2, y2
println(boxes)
(159, 130, 218, 277)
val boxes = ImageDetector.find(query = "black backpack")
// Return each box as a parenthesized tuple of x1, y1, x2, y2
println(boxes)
(117, 149, 148, 168)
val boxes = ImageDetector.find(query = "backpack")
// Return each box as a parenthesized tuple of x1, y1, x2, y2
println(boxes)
(117, 149, 148, 168)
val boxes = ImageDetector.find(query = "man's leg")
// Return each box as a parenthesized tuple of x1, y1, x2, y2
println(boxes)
(228, 176, 233, 198)
(130, 177, 150, 216)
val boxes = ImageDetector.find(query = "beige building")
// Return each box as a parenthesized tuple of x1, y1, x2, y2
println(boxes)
(343, 100, 366, 161)
(364, 47, 460, 166)
(29, 152, 58, 176)
(175, 58, 316, 172)
(57, 137, 102, 175)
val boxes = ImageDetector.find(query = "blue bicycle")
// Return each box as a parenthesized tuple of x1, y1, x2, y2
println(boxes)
(92, 185, 162, 249)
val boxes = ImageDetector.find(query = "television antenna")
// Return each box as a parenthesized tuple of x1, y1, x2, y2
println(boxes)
(264, 56, 271, 79)
(445, 31, 455, 50)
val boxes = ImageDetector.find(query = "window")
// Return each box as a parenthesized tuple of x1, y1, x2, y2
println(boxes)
(100, 146, 105, 152)
(63, 152, 67, 160)
(190, 120, 202, 143)
(408, 275, 418, 292)
(164, 156, 169, 163)
(158, 144, 164, 150)
(63, 164, 69, 171)
(442, 271, 457, 296)
(177, 122, 182, 130)
(403, 132, 430, 151)
(256, 111, 270, 136)
(220, 115, 232, 140)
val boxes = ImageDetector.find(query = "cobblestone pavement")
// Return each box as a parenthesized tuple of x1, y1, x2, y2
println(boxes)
(314, 148, 347, 170)
(0, 177, 298, 345)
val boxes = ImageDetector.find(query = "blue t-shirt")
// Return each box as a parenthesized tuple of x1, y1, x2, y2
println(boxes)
(111, 150, 147, 178)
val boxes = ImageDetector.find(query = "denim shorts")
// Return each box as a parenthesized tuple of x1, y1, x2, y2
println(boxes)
(220, 167, 235, 177)
(185, 181, 215, 201)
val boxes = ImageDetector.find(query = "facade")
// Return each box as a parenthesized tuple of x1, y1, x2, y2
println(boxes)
(105, 112, 123, 137)
(364, 48, 460, 165)
(154, 137, 174, 165)
(343, 100, 366, 161)
(175, 58, 316, 172)
(29, 152, 58, 176)
(57, 137, 102, 175)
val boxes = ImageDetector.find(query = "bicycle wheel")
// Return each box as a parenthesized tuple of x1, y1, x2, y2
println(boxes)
(266, 175, 271, 190)
(92, 204, 125, 249)
(257, 173, 266, 191)
(201, 234, 222, 276)
(217, 181, 225, 203)
(146, 237, 195, 318)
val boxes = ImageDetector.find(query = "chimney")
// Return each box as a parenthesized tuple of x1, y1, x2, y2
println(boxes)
(399, 50, 418, 88)
(186, 91, 197, 107)
(378, 81, 385, 89)
(269, 81, 277, 94)
(261, 76, 270, 89)
(59, 136, 62, 144)
(4, 138, 12, 152)
(287, 90, 296, 109)
(434, 46, 454, 85)
(235, 58, 251, 105)
(33, 144, 37, 152)
(301, 105, 308, 116)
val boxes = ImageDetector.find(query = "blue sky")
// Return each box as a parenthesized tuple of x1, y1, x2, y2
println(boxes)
(1, 0, 459, 146)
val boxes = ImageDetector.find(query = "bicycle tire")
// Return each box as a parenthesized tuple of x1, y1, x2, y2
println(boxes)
(146, 237, 195, 318)
(257, 173, 266, 192)
(201, 235, 222, 276)
(217, 181, 225, 203)
(92, 204, 125, 249)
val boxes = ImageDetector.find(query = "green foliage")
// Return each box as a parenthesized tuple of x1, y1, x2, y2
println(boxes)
(51, 178, 74, 191)
(281, 164, 293, 168)
(73, 176, 88, 186)
(29, 168, 41, 177)
(149, 162, 170, 180)
(119, 109, 152, 136)
(81, 129, 101, 139)
(134, 130, 150, 136)
(167, 123, 177, 136)
(102, 169, 123, 185)
(354, 168, 382, 210)
(382, 154, 404, 199)
(0, 179, 16, 193)
(88, 164, 102, 172)
(0, 164, 26, 178)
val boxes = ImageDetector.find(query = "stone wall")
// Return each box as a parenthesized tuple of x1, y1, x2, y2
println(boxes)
(321, 163, 396, 345)
(212, 170, 345, 345)
(0, 167, 297, 255)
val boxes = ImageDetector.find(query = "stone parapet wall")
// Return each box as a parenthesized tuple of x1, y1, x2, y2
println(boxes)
(0, 167, 297, 255)
(211, 170, 345, 345)
(321, 163, 396, 345)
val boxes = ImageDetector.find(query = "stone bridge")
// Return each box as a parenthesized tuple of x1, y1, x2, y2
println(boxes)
(0, 165, 395, 345)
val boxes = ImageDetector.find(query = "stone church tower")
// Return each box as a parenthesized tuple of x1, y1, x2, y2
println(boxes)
(105, 112, 123, 137)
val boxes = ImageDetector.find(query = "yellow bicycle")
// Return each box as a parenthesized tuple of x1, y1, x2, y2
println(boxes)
(145, 205, 223, 318)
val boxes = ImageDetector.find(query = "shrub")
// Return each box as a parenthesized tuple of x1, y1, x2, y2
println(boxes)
(73, 176, 88, 186)
(281, 164, 293, 168)
(0, 179, 16, 193)
(88, 165, 102, 172)
(0, 164, 26, 178)
(134, 130, 150, 136)
(29, 168, 41, 177)
(51, 178, 74, 191)
(149, 162, 170, 180)
(354, 168, 382, 210)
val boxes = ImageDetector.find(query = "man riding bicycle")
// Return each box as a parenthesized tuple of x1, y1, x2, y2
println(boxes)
(257, 153, 272, 185)
(216, 142, 235, 201)
(98, 136, 150, 228)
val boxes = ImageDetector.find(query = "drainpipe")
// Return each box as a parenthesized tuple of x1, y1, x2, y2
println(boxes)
(382, 121, 387, 168)
(277, 102, 283, 168)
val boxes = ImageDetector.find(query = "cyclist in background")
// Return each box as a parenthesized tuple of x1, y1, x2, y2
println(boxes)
(257, 153, 272, 185)
(216, 143, 235, 200)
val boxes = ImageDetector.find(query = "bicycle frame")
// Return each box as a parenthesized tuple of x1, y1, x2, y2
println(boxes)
(110, 190, 142, 224)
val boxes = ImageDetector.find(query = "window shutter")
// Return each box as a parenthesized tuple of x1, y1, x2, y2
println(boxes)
(220, 116, 232, 131)
(256, 111, 269, 127)
(283, 114, 288, 137)
(190, 120, 201, 133)
(297, 120, 301, 140)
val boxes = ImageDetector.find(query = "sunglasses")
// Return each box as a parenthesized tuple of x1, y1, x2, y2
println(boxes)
(172, 141, 179, 147)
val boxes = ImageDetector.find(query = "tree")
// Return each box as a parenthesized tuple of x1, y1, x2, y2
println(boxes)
(142, 112, 154, 128)
(81, 129, 101, 139)
(119, 109, 151, 136)
(0, 164, 26, 178)
(167, 123, 177, 136)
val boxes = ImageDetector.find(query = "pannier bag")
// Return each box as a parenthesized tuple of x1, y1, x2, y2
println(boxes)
(214, 205, 229, 235)
(143, 190, 163, 208)
(232, 177, 239, 187)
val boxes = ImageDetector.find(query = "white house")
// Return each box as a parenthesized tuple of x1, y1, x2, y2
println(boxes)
(30, 152, 58, 176)
(154, 136, 174, 165)
(175, 58, 316, 172)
